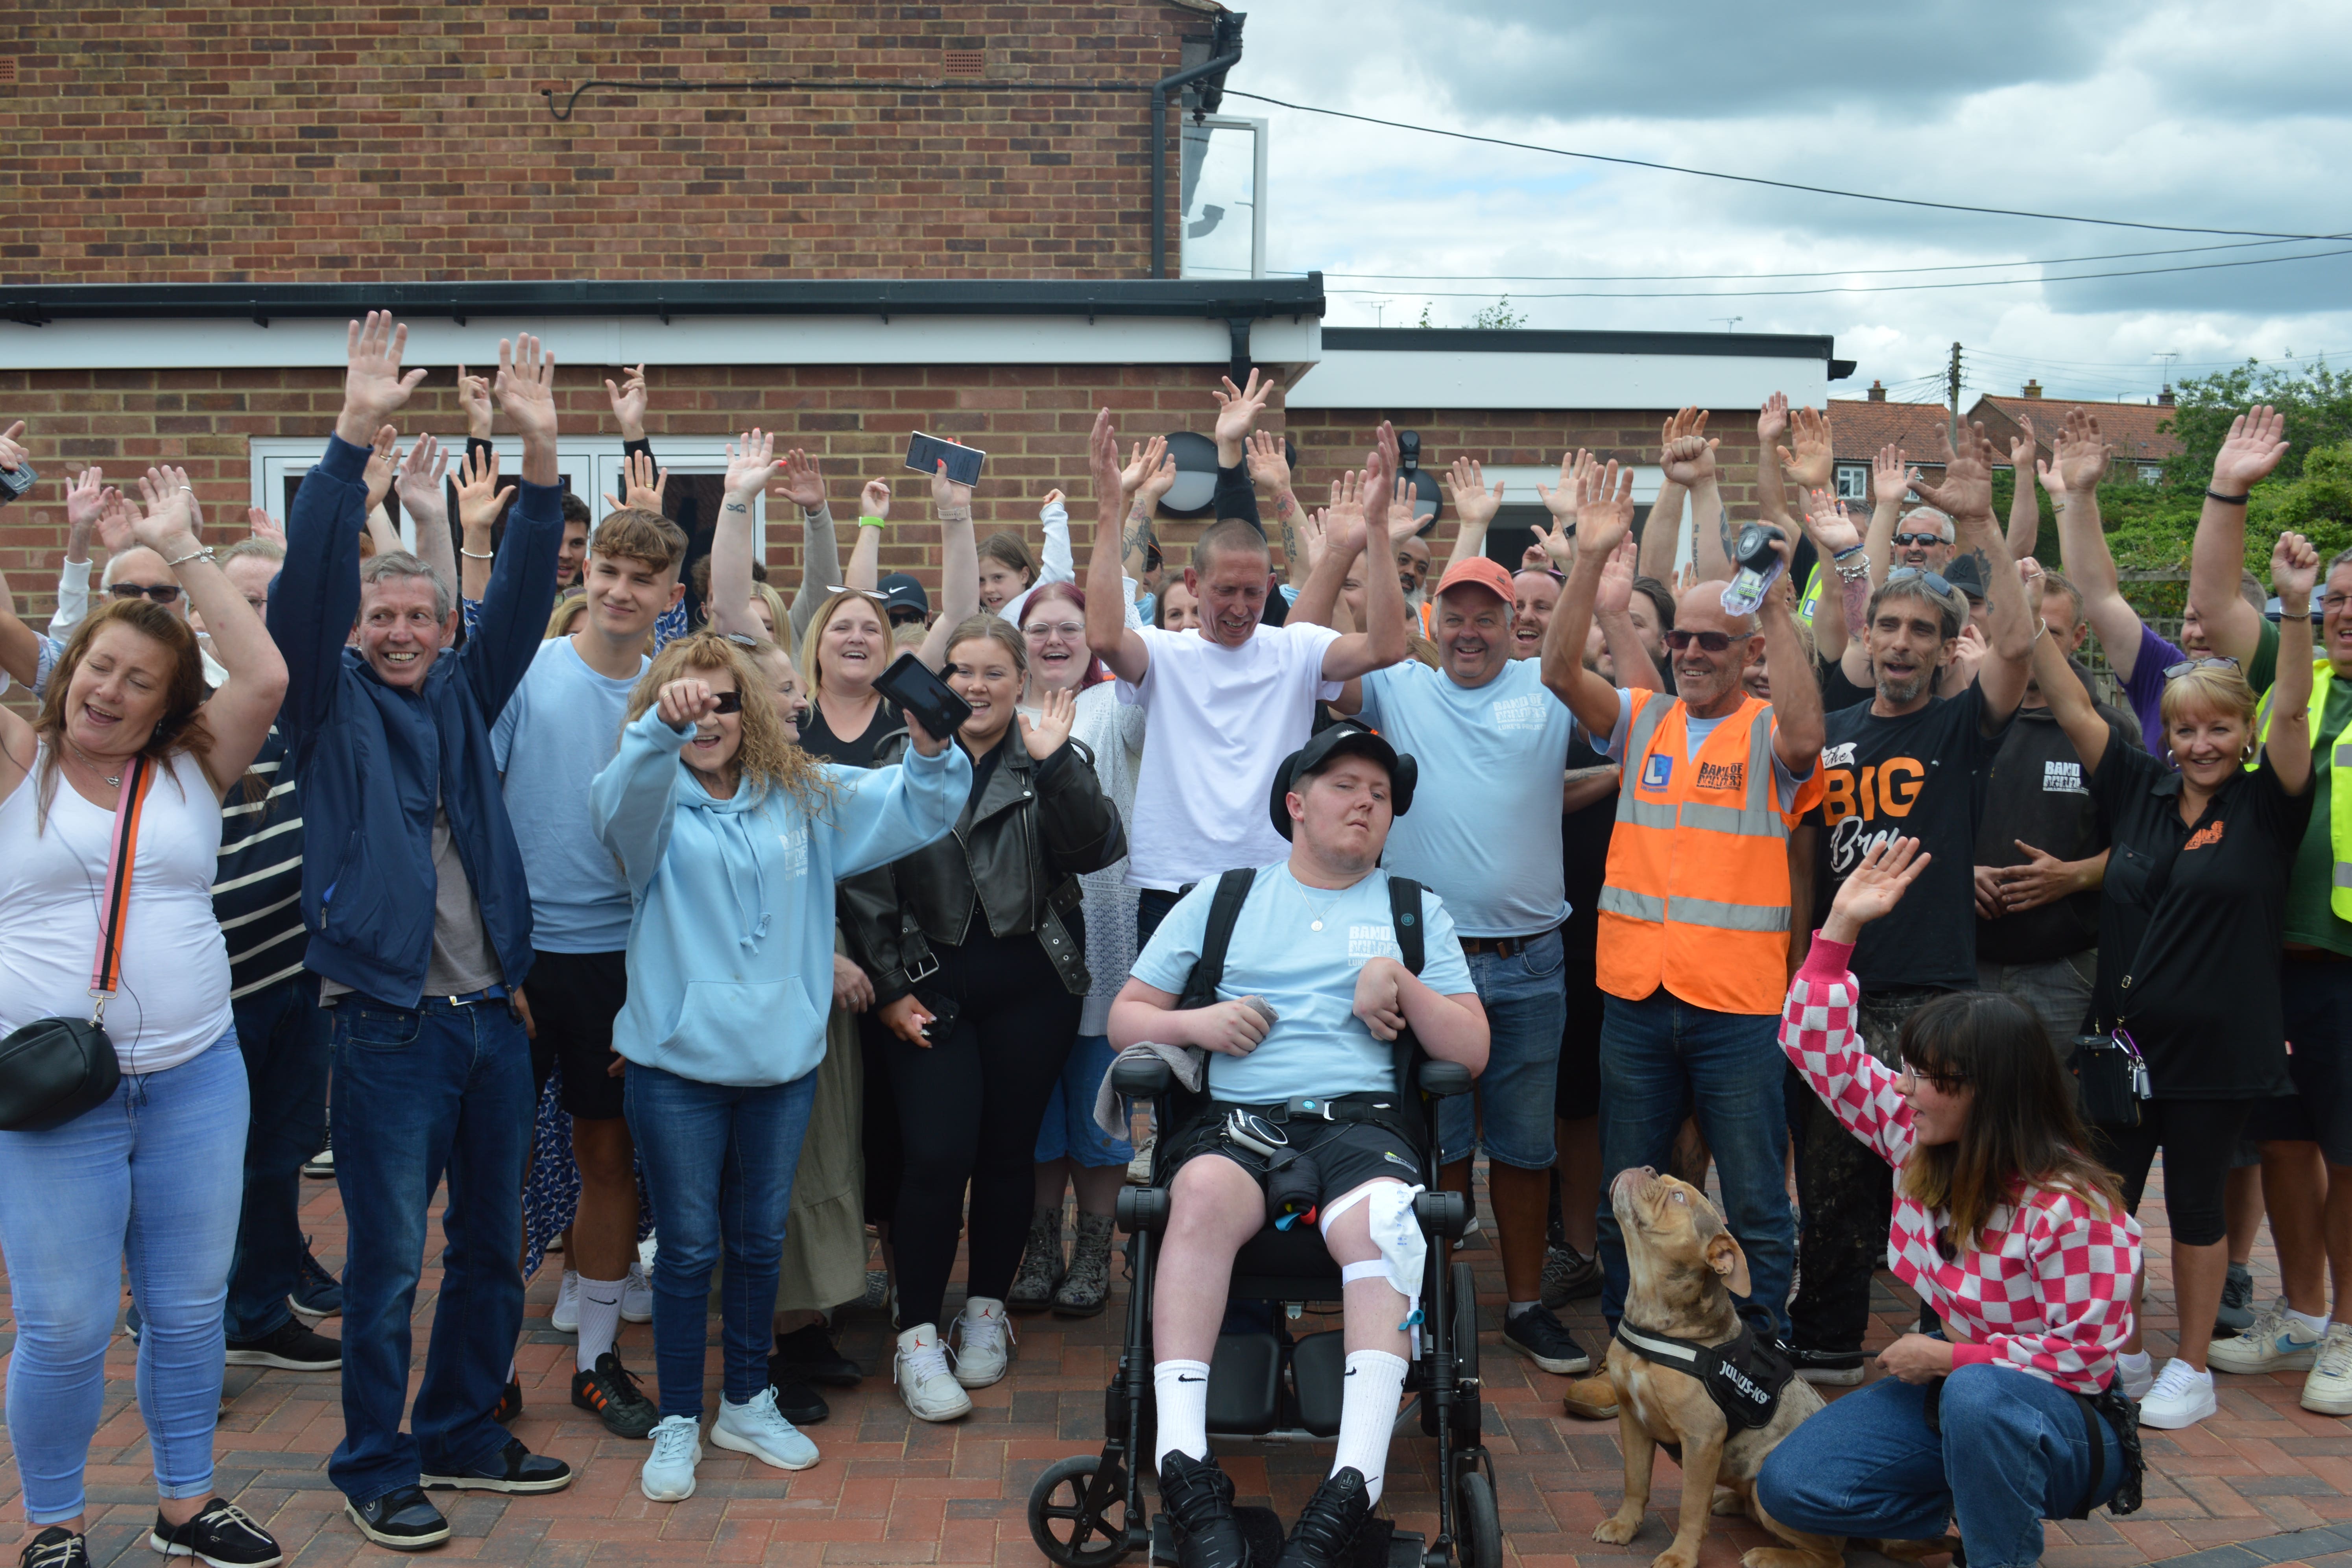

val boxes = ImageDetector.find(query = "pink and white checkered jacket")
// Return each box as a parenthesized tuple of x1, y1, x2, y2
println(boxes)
(1780, 937, 2142, 1395)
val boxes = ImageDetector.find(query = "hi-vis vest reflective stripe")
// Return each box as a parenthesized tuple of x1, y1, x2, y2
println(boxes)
(2254, 659, 2352, 920)
(1596, 691, 1822, 1017)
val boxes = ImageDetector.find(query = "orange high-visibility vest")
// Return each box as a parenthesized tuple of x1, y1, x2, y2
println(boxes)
(1596, 690, 1824, 1016)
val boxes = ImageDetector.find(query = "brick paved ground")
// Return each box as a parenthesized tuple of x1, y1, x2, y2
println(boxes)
(0, 1165, 2340, 1568)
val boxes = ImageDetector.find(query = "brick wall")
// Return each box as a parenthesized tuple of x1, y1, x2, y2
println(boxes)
(1, 1, 1218, 285)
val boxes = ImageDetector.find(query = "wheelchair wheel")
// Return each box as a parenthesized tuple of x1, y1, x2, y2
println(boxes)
(1029, 1454, 1135, 1568)
(1455, 1464, 1501, 1568)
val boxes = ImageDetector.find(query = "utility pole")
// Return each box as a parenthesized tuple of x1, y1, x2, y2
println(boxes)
(1948, 342, 1963, 445)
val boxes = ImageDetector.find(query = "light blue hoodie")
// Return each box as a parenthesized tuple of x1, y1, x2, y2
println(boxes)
(591, 706, 971, 1087)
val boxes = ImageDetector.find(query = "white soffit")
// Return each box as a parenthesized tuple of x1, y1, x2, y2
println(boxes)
(1287, 349, 1831, 412)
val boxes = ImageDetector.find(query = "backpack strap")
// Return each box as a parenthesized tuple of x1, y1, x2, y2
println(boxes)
(1178, 867, 1259, 1014)
(1386, 875, 1425, 976)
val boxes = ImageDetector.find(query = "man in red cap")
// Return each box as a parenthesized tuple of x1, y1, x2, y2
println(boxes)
(1331, 553, 1595, 1377)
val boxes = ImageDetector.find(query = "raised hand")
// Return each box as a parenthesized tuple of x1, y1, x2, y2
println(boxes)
(860, 478, 893, 520)
(1532, 448, 1594, 522)
(1872, 443, 1914, 507)
(1087, 408, 1122, 503)
(656, 676, 719, 732)
(1804, 488, 1863, 555)
(395, 432, 451, 520)
(455, 363, 493, 440)
(1662, 416, 1717, 487)
(722, 429, 781, 503)
(1946, 622, 1989, 688)
(1781, 405, 1835, 490)
(2275, 529, 2321, 608)
(492, 334, 559, 446)
(456, 446, 504, 530)
(1298, 506, 1330, 574)
(1386, 473, 1424, 540)
(339, 312, 427, 445)
(2038, 408, 2109, 496)
(1756, 392, 1790, 451)
(601, 447, 668, 513)
(1137, 442, 1178, 503)
(1656, 406, 1698, 464)
(2211, 405, 2291, 494)
(604, 363, 650, 441)
(773, 448, 826, 510)
(362, 425, 400, 515)
(1445, 456, 1504, 533)
(1521, 540, 1552, 573)
(1121, 435, 1171, 496)
(1526, 520, 1574, 573)
(96, 486, 138, 553)
(930, 444, 975, 516)
(246, 507, 285, 545)
(1826, 835, 1931, 937)
(1914, 421, 1996, 522)
(1212, 368, 1274, 460)
(1246, 428, 1291, 493)
(1019, 685, 1076, 758)
(132, 465, 201, 554)
(1572, 457, 1637, 559)
(1324, 470, 1369, 556)
(1595, 535, 1638, 620)
(65, 467, 105, 539)
(0, 419, 24, 471)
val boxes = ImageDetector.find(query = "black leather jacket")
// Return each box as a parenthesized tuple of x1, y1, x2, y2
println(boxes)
(842, 729, 1126, 1006)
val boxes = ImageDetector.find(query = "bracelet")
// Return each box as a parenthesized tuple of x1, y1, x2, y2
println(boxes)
(1832, 551, 1871, 582)
(1831, 543, 1865, 561)
(460, 547, 495, 560)
(2205, 487, 2250, 505)
(858, 515, 887, 530)
(162, 545, 215, 569)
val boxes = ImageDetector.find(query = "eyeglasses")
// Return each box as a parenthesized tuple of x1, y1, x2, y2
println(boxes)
(1897, 1058, 1969, 1094)
(1892, 531, 1950, 548)
(2322, 591, 2349, 614)
(2163, 656, 2240, 682)
(1662, 628, 1735, 652)
(1023, 620, 1085, 641)
(107, 582, 183, 605)
(1884, 566, 1956, 596)
(709, 690, 742, 714)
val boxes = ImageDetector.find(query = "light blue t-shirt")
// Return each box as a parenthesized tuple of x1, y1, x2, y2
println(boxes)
(1355, 657, 1578, 937)
(492, 636, 649, 953)
(1130, 864, 1476, 1103)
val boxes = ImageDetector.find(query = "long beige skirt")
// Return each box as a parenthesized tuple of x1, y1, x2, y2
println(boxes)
(772, 937, 871, 1314)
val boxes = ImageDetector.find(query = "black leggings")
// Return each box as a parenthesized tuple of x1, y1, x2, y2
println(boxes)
(2091, 1097, 2254, 1248)
(886, 926, 1082, 1330)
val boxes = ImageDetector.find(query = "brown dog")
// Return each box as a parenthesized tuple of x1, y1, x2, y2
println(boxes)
(1592, 1168, 1953, 1568)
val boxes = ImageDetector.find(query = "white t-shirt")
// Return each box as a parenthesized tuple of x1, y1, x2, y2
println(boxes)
(1117, 621, 1344, 891)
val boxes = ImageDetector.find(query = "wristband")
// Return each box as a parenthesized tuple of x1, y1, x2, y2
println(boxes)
(1832, 550, 1870, 582)
(162, 545, 216, 569)
(2204, 487, 2250, 505)
(461, 548, 496, 561)
(858, 515, 887, 530)
(1831, 543, 1864, 561)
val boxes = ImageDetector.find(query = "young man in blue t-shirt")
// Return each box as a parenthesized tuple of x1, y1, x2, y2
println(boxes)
(1111, 725, 1488, 1568)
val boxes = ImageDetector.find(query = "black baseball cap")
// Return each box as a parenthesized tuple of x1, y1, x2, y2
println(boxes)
(877, 573, 930, 622)
(1266, 720, 1418, 841)
(1942, 555, 1988, 601)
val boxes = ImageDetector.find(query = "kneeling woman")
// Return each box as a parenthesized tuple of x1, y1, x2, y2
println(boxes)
(590, 633, 969, 1503)
(1759, 839, 2142, 1564)
(845, 615, 1126, 1421)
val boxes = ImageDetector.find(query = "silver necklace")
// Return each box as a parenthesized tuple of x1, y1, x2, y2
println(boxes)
(1293, 876, 1342, 932)
(67, 740, 122, 788)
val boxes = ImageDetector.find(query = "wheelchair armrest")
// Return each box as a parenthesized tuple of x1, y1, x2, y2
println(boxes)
(1111, 1056, 1174, 1099)
(1414, 1190, 1470, 1241)
(1418, 1061, 1473, 1099)
(1116, 1186, 1170, 1236)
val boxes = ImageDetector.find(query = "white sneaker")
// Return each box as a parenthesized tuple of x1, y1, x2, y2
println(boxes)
(622, 1261, 654, 1324)
(2116, 1352, 2155, 1403)
(639, 1414, 702, 1502)
(2208, 1300, 2322, 1375)
(550, 1269, 582, 1334)
(951, 1296, 1015, 1389)
(2303, 1323, 2352, 1416)
(2138, 1358, 2217, 1430)
(894, 1324, 973, 1421)
(712, 1387, 821, 1470)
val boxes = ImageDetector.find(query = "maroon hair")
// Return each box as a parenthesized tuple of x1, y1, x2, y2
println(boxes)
(1019, 580, 1109, 689)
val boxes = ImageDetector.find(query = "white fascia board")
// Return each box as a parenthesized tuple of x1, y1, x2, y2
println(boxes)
(1286, 348, 1829, 411)
(4, 313, 1324, 372)
(1473, 465, 1665, 504)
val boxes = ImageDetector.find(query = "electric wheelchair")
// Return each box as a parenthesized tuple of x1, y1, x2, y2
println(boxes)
(1024, 1048, 1499, 1568)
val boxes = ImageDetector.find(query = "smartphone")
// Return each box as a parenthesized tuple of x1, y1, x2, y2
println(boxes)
(0, 461, 36, 505)
(873, 650, 975, 740)
(915, 990, 962, 1046)
(904, 432, 985, 489)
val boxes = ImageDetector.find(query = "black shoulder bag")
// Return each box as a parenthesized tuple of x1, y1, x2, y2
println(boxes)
(0, 753, 150, 1130)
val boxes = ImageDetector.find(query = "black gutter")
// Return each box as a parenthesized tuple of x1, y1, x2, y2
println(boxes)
(0, 277, 1326, 328)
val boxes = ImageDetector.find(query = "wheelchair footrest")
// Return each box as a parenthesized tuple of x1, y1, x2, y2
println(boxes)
(1149, 1509, 1410, 1568)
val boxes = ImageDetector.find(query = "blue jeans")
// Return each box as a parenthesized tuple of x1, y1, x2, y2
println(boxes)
(225, 972, 330, 1341)
(624, 1063, 820, 1419)
(1595, 990, 1794, 1339)
(0, 1031, 247, 1523)
(328, 994, 533, 1505)
(1758, 1367, 2122, 1568)
(1438, 929, 1567, 1168)
(1035, 1033, 1135, 1167)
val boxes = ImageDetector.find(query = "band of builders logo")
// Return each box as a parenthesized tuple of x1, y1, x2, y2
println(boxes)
(1818, 740, 1928, 874)
(1694, 759, 1745, 791)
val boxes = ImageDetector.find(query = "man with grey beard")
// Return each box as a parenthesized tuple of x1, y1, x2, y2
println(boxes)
(1787, 422, 2036, 1387)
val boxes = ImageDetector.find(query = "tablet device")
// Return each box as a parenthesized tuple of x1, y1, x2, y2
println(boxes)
(872, 651, 974, 741)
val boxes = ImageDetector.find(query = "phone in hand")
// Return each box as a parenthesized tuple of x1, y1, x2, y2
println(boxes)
(914, 990, 961, 1046)
(904, 432, 985, 489)
(873, 651, 974, 742)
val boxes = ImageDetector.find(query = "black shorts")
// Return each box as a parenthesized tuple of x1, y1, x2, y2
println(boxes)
(1169, 1109, 1425, 1207)
(2247, 956, 2352, 1165)
(524, 950, 629, 1122)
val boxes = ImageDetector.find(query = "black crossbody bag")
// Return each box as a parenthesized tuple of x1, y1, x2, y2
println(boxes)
(2068, 832, 2182, 1131)
(0, 753, 150, 1131)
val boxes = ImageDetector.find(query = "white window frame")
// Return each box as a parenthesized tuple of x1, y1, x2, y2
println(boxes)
(247, 435, 766, 552)
(2138, 463, 2163, 486)
(1179, 115, 1270, 281)
(1834, 463, 1869, 502)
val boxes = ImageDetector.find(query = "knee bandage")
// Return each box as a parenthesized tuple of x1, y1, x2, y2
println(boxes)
(1322, 1180, 1426, 1337)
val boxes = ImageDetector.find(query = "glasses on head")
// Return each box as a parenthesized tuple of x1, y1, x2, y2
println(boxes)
(107, 581, 183, 605)
(1023, 620, 1085, 641)
(1662, 627, 1736, 653)
(1884, 566, 1955, 596)
(1897, 1058, 1968, 1095)
(2163, 655, 2240, 682)
(709, 690, 742, 715)
(1892, 531, 1949, 549)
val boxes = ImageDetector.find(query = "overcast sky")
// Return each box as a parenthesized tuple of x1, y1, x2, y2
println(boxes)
(1214, 0, 2352, 404)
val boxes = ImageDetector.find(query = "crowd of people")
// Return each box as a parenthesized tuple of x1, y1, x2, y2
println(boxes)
(0, 313, 2347, 1568)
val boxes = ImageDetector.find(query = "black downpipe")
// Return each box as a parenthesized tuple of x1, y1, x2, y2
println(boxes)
(1150, 48, 1243, 280)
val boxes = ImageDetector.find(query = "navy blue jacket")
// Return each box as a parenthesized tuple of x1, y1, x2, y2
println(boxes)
(269, 433, 562, 1006)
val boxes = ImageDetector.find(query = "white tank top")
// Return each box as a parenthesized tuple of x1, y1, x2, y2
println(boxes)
(0, 746, 236, 1075)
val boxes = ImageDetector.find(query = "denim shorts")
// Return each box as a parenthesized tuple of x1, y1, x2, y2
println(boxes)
(1034, 1033, 1135, 1168)
(1438, 928, 1568, 1169)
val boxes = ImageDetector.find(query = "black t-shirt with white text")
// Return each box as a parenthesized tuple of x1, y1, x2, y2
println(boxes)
(1974, 701, 2131, 966)
(1809, 683, 2009, 992)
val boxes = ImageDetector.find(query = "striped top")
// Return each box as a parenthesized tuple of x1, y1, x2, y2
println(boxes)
(213, 727, 308, 1001)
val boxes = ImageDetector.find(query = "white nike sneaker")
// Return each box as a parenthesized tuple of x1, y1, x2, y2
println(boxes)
(950, 1296, 1015, 1389)
(2137, 1358, 2216, 1430)
(712, 1386, 820, 1470)
(2208, 1301, 2322, 1375)
(550, 1269, 582, 1334)
(2302, 1323, 2352, 1417)
(895, 1324, 973, 1422)
(622, 1260, 654, 1325)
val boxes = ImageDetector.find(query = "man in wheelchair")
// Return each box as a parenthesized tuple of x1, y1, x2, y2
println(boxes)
(1108, 723, 1491, 1568)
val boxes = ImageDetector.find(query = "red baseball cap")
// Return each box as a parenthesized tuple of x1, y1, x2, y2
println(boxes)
(1432, 556, 1516, 606)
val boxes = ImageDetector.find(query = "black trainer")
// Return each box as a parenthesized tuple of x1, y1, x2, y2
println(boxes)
(419, 1437, 573, 1494)
(571, 1350, 660, 1439)
(18, 1527, 89, 1568)
(150, 1497, 282, 1567)
(767, 1364, 831, 1425)
(1539, 1241, 1603, 1308)
(344, 1486, 450, 1552)
(1501, 1305, 1591, 1374)
(774, 1319, 863, 1387)
(1156, 1450, 1248, 1568)
(1787, 1345, 1867, 1386)
(491, 1377, 522, 1424)
(224, 1318, 340, 1371)
(1274, 1467, 1374, 1568)
(288, 1242, 342, 1322)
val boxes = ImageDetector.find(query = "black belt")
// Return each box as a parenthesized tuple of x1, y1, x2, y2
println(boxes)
(1211, 1093, 1406, 1126)
(1459, 929, 1555, 959)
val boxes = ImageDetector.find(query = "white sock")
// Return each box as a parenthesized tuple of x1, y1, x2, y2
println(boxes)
(1332, 1350, 1408, 1506)
(1506, 1300, 1539, 1321)
(2288, 1307, 2329, 1339)
(505, 1356, 517, 1382)
(577, 1275, 626, 1373)
(1152, 1360, 1212, 1470)
(2116, 1350, 2150, 1374)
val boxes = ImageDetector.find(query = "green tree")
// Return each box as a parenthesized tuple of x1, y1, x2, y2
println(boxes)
(1471, 295, 1527, 330)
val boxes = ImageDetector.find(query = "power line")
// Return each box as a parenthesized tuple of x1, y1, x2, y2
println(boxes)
(1224, 89, 2344, 242)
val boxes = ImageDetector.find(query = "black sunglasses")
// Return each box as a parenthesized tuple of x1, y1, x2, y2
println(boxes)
(2163, 656, 2240, 682)
(1892, 531, 1950, 548)
(1663, 627, 1736, 652)
(107, 581, 183, 605)
(888, 608, 927, 627)
(1885, 566, 1956, 597)
(710, 690, 742, 714)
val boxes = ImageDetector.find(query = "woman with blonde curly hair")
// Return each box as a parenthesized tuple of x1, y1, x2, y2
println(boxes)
(589, 631, 969, 1504)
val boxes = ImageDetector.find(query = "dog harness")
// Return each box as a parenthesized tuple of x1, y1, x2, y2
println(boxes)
(1614, 1319, 1797, 1431)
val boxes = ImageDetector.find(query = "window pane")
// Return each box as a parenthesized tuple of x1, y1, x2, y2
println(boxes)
(1180, 120, 1259, 280)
